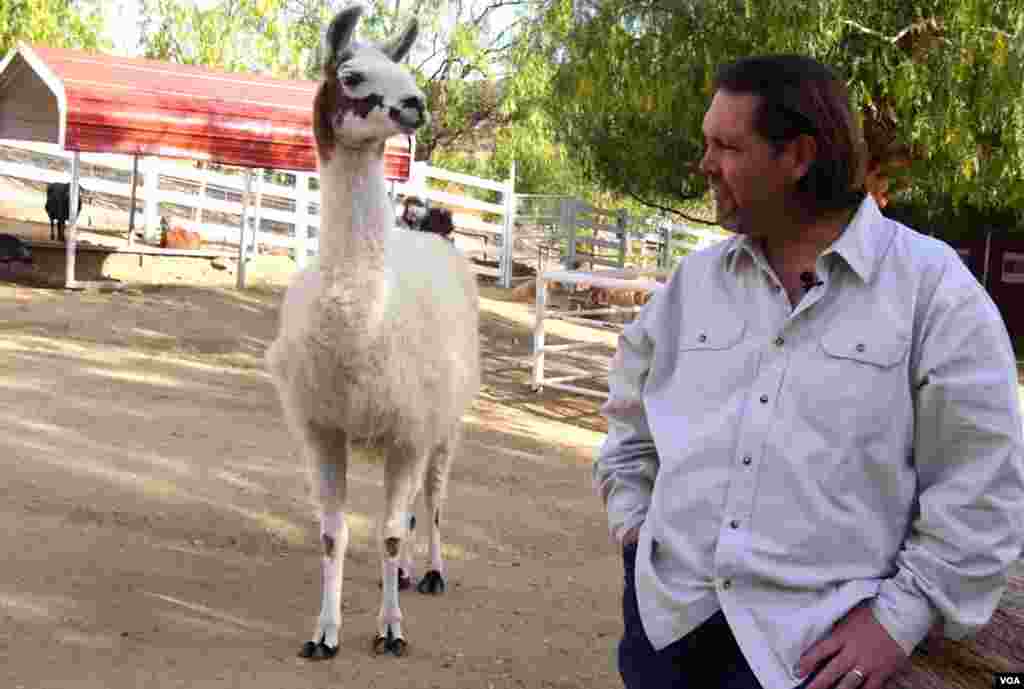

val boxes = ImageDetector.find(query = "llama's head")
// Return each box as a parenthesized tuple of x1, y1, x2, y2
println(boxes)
(314, 4, 428, 161)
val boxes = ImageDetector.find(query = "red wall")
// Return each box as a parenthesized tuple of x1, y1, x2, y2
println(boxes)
(947, 235, 1024, 342)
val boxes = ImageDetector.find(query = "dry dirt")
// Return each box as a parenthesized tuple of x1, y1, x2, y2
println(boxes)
(4, 222, 1022, 689)
(0, 247, 632, 689)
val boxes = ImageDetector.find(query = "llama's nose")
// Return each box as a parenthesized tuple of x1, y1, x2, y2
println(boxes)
(391, 96, 428, 131)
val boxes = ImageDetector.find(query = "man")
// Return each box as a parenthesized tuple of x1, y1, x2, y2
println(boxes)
(594, 54, 1024, 689)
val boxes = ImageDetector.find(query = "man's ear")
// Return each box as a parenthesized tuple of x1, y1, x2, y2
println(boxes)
(788, 134, 818, 184)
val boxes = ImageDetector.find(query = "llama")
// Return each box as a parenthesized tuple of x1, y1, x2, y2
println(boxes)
(265, 3, 480, 660)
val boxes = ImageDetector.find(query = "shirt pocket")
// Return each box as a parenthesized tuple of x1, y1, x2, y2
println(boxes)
(678, 316, 746, 353)
(669, 314, 749, 415)
(820, 330, 909, 368)
(801, 326, 912, 483)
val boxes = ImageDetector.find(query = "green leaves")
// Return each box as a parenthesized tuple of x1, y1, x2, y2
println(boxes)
(536, 0, 1024, 229)
(0, 0, 107, 57)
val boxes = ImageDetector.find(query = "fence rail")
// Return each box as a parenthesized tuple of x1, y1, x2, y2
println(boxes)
(0, 139, 518, 283)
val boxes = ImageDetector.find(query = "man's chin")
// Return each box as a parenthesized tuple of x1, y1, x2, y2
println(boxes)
(716, 209, 743, 233)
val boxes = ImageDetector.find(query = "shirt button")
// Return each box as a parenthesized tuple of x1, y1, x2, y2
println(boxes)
(730, 519, 740, 529)
(759, 394, 769, 404)
(698, 333, 707, 343)
(856, 343, 866, 353)
(722, 579, 732, 590)
(774, 336, 785, 347)
(742, 455, 752, 466)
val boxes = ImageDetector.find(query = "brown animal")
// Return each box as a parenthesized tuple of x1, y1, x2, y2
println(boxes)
(588, 285, 654, 308)
(160, 225, 202, 250)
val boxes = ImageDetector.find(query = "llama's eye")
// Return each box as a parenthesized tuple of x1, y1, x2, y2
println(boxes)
(342, 73, 364, 88)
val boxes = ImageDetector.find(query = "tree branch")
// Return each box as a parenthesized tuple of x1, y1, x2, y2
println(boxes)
(624, 188, 716, 225)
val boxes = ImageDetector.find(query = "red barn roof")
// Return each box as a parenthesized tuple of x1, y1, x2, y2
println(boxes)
(0, 43, 413, 177)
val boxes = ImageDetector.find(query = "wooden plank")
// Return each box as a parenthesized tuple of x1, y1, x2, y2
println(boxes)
(538, 342, 609, 354)
(542, 382, 609, 399)
(419, 164, 510, 193)
(421, 188, 506, 216)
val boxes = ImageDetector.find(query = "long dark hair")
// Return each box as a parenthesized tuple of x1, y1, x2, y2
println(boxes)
(714, 55, 867, 213)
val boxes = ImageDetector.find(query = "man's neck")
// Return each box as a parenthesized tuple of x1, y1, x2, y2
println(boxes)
(759, 207, 853, 278)
(755, 207, 855, 308)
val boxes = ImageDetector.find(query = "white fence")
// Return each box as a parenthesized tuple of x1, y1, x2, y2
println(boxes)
(0, 139, 518, 284)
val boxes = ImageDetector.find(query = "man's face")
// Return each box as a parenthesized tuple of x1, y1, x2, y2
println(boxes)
(699, 90, 803, 236)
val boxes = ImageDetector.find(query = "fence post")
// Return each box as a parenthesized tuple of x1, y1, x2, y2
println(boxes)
(660, 226, 672, 270)
(196, 161, 209, 231)
(127, 154, 139, 246)
(253, 168, 264, 253)
(64, 151, 81, 288)
(236, 169, 254, 289)
(294, 172, 311, 269)
(617, 209, 628, 268)
(561, 198, 578, 270)
(142, 156, 161, 243)
(500, 159, 517, 288)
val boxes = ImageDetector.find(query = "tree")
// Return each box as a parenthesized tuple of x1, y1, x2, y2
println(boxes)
(541, 0, 1024, 227)
(0, 0, 106, 57)
(134, 0, 598, 202)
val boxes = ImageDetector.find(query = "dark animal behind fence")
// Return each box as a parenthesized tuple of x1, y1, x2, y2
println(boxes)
(0, 233, 33, 268)
(45, 182, 84, 242)
(419, 207, 454, 242)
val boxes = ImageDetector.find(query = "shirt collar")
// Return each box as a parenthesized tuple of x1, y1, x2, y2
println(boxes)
(823, 195, 892, 284)
(722, 195, 892, 284)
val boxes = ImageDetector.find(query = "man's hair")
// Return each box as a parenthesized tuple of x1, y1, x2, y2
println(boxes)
(403, 195, 425, 209)
(714, 54, 867, 213)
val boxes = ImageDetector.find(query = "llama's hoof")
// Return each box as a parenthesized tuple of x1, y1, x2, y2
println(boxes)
(417, 570, 446, 595)
(373, 627, 407, 656)
(378, 568, 412, 591)
(299, 635, 338, 660)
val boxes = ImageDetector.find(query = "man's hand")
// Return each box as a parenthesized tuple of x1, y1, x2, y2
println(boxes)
(796, 603, 910, 689)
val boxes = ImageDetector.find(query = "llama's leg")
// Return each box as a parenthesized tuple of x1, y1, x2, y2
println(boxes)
(296, 421, 350, 661)
(418, 430, 456, 595)
(378, 506, 415, 591)
(374, 445, 427, 656)
(398, 500, 417, 591)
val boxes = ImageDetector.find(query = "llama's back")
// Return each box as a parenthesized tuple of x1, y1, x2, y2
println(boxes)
(266, 229, 480, 450)
(382, 230, 481, 423)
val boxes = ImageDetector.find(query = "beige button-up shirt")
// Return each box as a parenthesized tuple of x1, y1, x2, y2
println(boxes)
(594, 196, 1024, 689)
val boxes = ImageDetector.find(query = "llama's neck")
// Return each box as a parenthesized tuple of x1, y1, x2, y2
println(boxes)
(316, 145, 393, 279)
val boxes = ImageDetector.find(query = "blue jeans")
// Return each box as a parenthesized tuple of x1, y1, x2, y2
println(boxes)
(618, 542, 821, 689)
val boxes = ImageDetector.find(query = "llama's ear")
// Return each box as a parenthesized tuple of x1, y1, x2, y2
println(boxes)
(381, 18, 418, 63)
(324, 4, 364, 70)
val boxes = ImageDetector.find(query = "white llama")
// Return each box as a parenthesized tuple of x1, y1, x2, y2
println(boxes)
(265, 3, 480, 659)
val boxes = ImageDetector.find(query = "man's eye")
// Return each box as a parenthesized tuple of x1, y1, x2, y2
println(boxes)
(343, 73, 364, 88)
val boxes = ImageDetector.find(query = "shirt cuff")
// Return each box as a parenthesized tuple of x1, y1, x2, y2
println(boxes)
(870, 573, 942, 656)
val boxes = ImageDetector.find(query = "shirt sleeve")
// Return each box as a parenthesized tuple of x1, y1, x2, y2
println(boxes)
(871, 261, 1024, 655)
(593, 289, 662, 544)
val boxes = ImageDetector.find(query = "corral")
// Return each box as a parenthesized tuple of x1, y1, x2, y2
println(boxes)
(1, 265, 1020, 688)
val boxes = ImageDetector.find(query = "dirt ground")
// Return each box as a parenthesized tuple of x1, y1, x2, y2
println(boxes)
(3, 223, 1022, 689)
(0, 247, 632, 689)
